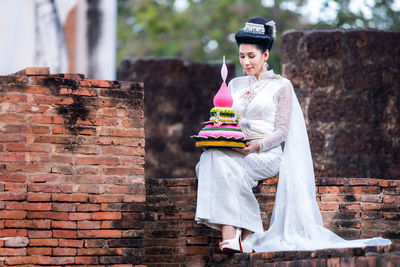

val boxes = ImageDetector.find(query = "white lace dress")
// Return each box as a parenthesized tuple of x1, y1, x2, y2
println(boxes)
(195, 70, 291, 233)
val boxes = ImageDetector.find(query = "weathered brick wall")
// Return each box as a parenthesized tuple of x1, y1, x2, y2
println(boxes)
(0, 68, 145, 266)
(145, 177, 399, 266)
(118, 57, 235, 178)
(281, 29, 400, 178)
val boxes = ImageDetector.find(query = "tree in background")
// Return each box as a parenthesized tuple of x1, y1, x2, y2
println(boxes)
(117, 0, 399, 74)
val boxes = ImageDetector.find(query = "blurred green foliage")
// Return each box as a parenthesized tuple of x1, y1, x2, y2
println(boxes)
(117, 0, 399, 74)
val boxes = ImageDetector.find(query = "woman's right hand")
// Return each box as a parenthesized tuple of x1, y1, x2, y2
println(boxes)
(232, 142, 260, 155)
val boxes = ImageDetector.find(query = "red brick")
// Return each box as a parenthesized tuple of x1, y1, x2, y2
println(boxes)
(0, 173, 26, 182)
(5, 220, 51, 229)
(53, 230, 77, 239)
(5, 255, 51, 265)
(0, 153, 25, 162)
(28, 184, 62, 193)
(5, 162, 43, 172)
(29, 239, 58, 246)
(76, 184, 104, 194)
(76, 203, 100, 212)
(4, 184, 27, 192)
(369, 178, 390, 187)
(105, 185, 132, 194)
(360, 194, 383, 203)
(0, 229, 27, 237)
(318, 202, 339, 211)
(99, 128, 144, 138)
(27, 192, 52, 202)
(75, 176, 104, 184)
(69, 213, 92, 221)
(75, 256, 98, 264)
(51, 193, 88, 202)
(92, 212, 121, 220)
(0, 210, 27, 219)
(0, 94, 26, 102)
(318, 186, 340, 194)
(52, 221, 76, 229)
(187, 246, 209, 255)
(59, 239, 84, 248)
(80, 79, 116, 88)
(52, 125, 70, 134)
(95, 136, 144, 147)
(186, 236, 209, 245)
(122, 230, 144, 238)
(28, 230, 52, 238)
(27, 247, 52, 255)
(121, 157, 145, 166)
(103, 167, 130, 175)
(49, 256, 74, 265)
(30, 174, 59, 183)
(339, 203, 361, 211)
(0, 113, 25, 123)
(123, 195, 146, 203)
(89, 194, 123, 203)
(24, 67, 50, 75)
(100, 221, 115, 228)
(6, 143, 50, 152)
(78, 117, 118, 126)
(26, 105, 50, 113)
(77, 230, 121, 238)
(52, 203, 77, 212)
(76, 156, 120, 165)
(33, 135, 72, 145)
(383, 196, 399, 204)
(30, 95, 74, 105)
(361, 203, 383, 210)
(0, 248, 26, 256)
(77, 248, 123, 256)
(28, 211, 68, 220)
(6, 202, 52, 211)
(52, 247, 76, 256)
(77, 221, 101, 229)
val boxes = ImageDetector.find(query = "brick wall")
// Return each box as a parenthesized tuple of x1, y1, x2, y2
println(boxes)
(0, 68, 145, 266)
(281, 29, 400, 178)
(145, 177, 400, 266)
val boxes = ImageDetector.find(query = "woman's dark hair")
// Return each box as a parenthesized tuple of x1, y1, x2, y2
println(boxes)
(235, 16, 274, 52)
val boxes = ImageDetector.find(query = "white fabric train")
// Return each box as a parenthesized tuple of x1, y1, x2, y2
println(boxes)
(251, 84, 391, 252)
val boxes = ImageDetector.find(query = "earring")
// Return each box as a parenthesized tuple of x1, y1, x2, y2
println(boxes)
(263, 61, 269, 71)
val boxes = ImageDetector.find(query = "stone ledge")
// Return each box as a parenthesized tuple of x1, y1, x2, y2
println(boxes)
(145, 177, 400, 266)
(213, 245, 400, 266)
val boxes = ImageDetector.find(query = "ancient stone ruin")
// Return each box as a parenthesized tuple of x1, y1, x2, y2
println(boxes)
(0, 29, 399, 266)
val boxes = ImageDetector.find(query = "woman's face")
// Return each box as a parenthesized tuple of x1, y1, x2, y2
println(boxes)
(239, 44, 269, 79)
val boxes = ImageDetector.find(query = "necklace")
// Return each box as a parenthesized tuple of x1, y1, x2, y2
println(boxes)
(240, 78, 273, 110)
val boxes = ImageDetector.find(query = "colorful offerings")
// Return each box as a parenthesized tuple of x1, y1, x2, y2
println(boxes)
(191, 57, 247, 148)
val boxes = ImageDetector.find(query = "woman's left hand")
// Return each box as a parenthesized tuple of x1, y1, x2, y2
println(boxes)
(232, 142, 260, 155)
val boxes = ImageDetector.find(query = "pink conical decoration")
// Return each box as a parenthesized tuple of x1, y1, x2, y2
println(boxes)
(213, 56, 233, 108)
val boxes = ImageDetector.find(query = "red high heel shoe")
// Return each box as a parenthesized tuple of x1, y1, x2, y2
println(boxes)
(219, 227, 243, 255)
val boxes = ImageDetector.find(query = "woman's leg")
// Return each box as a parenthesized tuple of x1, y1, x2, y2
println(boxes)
(222, 225, 253, 241)
(222, 225, 237, 240)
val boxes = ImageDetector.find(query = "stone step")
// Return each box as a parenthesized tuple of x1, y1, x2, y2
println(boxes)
(212, 244, 400, 266)
(145, 177, 400, 266)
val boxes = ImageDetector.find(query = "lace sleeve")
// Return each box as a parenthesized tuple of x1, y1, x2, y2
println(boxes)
(256, 80, 292, 152)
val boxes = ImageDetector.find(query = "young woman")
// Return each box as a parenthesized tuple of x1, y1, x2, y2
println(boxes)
(195, 16, 391, 254)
